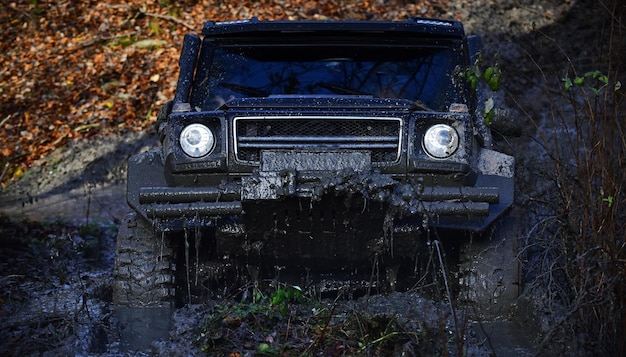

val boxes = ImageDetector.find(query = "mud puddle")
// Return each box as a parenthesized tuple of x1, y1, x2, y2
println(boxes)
(0, 215, 184, 356)
(471, 320, 537, 357)
(0, 131, 539, 357)
(0, 209, 544, 356)
(115, 307, 173, 351)
(0, 183, 128, 224)
(0, 131, 156, 223)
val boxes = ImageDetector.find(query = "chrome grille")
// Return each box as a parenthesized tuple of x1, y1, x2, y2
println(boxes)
(233, 116, 402, 164)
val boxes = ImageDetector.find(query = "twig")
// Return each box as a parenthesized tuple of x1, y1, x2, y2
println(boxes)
(0, 115, 11, 128)
(0, 274, 25, 283)
(0, 162, 9, 184)
(101, 3, 196, 30)
(434, 240, 455, 323)
(74, 123, 101, 132)
(434, 239, 465, 355)
(140, 10, 196, 31)
(71, 33, 138, 51)
(51, 132, 69, 146)
(311, 298, 339, 352)
(3, 4, 33, 20)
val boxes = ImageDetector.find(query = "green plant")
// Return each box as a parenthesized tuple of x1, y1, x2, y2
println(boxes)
(563, 69, 621, 95)
(196, 282, 305, 354)
(522, 6, 625, 354)
(148, 20, 161, 36)
(462, 53, 502, 125)
(78, 221, 102, 237)
(270, 284, 302, 317)
(105, 34, 137, 48)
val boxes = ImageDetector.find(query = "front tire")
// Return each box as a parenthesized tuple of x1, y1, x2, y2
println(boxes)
(113, 212, 176, 307)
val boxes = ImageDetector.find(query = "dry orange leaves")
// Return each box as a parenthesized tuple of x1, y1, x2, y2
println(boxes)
(0, 0, 450, 186)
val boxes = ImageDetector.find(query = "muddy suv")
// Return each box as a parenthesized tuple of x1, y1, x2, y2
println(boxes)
(113, 17, 514, 307)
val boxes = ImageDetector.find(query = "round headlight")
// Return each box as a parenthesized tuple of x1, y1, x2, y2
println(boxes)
(180, 124, 215, 158)
(423, 124, 459, 159)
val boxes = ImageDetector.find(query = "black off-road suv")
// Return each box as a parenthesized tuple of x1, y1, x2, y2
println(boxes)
(113, 17, 515, 307)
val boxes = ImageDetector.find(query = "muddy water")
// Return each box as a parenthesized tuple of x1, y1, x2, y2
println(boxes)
(472, 320, 537, 356)
(115, 307, 174, 352)
(0, 179, 543, 356)
(0, 183, 128, 223)
(0, 156, 544, 356)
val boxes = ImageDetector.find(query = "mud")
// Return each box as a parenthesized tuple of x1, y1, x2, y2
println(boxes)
(0, 131, 156, 223)
(0, 0, 612, 355)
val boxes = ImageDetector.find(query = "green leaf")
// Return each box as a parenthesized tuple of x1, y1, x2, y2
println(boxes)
(145, 108, 153, 121)
(564, 77, 573, 91)
(585, 70, 601, 79)
(469, 77, 478, 91)
(465, 67, 480, 91)
(484, 66, 501, 91)
(484, 110, 494, 126)
(574, 76, 585, 86)
(483, 97, 495, 126)
(484, 66, 494, 81)
(602, 195, 614, 208)
(257, 342, 276, 355)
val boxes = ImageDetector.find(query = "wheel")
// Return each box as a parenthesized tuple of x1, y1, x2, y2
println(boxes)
(113, 212, 176, 307)
(458, 208, 521, 319)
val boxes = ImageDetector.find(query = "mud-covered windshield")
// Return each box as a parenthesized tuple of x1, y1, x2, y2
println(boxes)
(193, 42, 464, 110)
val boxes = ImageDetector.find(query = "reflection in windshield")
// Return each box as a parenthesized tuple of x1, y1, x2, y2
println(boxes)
(194, 44, 461, 110)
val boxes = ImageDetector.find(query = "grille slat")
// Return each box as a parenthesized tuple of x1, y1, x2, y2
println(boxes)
(238, 143, 398, 149)
(233, 116, 402, 164)
(238, 136, 398, 143)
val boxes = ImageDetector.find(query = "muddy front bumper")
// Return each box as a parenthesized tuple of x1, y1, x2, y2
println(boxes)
(127, 149, 514, 232)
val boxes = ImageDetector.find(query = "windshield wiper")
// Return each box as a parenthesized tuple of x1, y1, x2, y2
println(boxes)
(219, 82, 269, 97)
(412, 100, 431, 111)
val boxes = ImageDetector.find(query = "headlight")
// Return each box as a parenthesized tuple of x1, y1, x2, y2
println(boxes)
(422, 124, 459, 159)
(180, 124, 215, 158)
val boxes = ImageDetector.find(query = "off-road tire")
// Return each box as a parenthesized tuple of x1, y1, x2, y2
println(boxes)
(459, 208, 521, 319)
(113, 212, 176, 307)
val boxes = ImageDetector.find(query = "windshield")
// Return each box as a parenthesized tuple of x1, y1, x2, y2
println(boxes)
(192, 42, 464, 110)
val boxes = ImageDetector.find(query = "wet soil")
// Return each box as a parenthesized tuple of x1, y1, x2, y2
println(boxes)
(0, 0, 614, 355)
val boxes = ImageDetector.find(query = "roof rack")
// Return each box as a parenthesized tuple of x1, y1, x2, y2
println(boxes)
(202, 17, 464, 37)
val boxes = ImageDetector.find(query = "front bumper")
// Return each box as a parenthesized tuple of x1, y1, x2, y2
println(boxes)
(127, 149, 514, 232)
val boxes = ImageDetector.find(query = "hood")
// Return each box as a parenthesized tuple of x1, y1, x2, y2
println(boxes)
(215, 96, 423, 111)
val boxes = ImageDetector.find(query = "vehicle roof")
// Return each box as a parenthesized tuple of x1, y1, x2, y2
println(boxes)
(201, 17, 465, 39)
